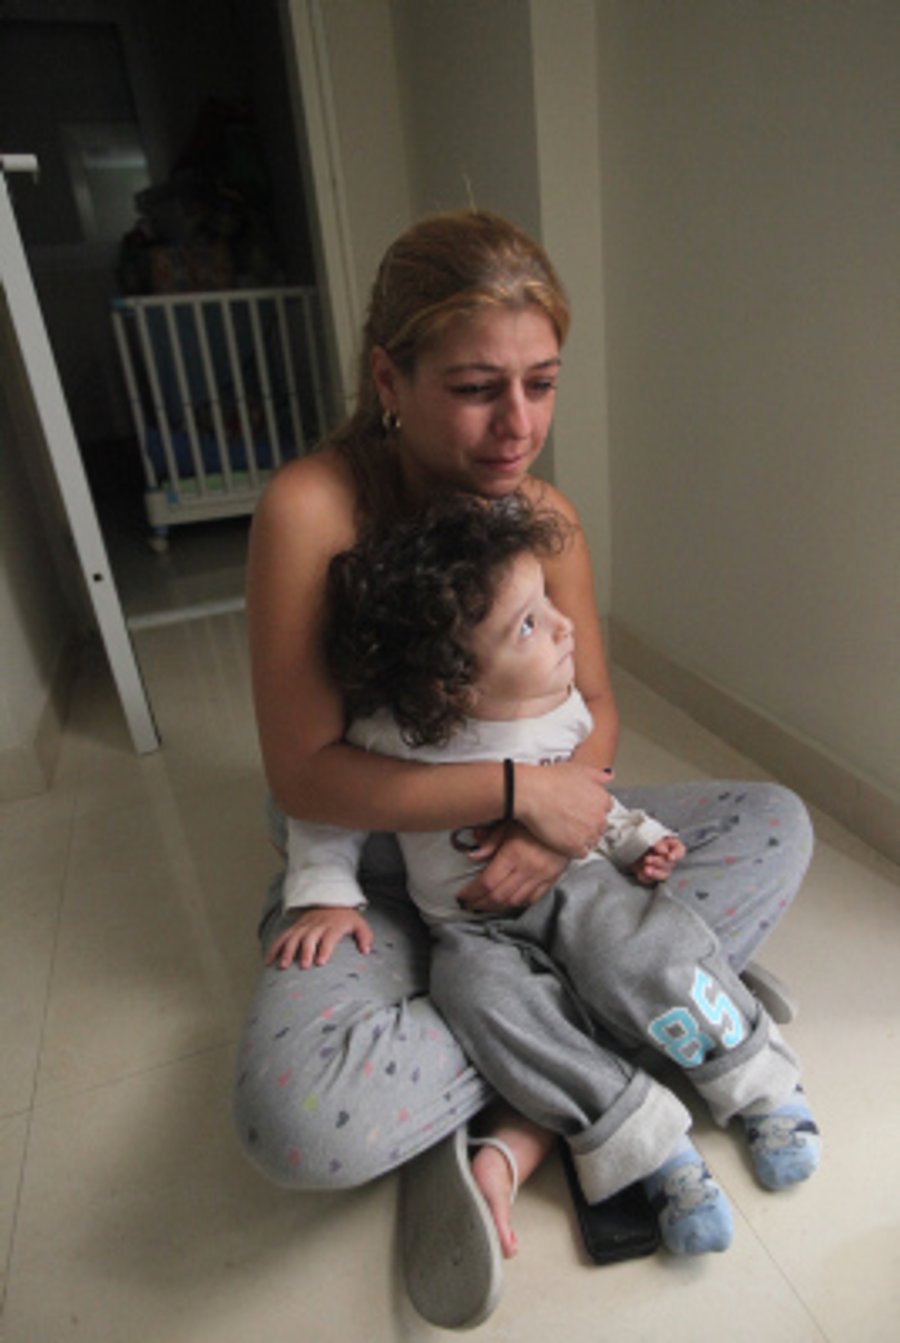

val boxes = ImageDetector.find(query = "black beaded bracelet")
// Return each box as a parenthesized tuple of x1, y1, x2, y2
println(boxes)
(502, 757, 515, 824)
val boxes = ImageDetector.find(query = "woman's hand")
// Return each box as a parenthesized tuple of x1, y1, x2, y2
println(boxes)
(456, 823, 571, 914)
(515, 760, 613, 858)
(266, 906, 374, 970)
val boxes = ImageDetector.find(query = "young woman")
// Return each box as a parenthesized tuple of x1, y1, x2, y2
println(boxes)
(234, 210, 814, 1330)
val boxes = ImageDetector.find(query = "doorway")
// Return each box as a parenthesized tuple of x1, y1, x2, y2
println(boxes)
(0, 1, 328, 631)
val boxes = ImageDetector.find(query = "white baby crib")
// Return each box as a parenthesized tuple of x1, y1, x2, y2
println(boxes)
(111, 285, 327, 549)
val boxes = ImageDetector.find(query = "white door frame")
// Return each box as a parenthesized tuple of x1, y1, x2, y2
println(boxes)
(278, 0, 359, 409)
(0, 157, 160, 754)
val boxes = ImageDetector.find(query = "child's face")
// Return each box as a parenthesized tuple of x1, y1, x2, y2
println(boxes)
(468, 551, 575, 720)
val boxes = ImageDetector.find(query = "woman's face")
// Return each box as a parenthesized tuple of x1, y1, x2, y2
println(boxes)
(373, 306, 561, 501)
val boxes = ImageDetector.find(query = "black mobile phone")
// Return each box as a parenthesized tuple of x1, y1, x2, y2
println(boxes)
(559, 1142, 661, 1266)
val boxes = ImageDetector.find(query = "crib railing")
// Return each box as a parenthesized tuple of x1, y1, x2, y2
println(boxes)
(111, 286, 327, 543)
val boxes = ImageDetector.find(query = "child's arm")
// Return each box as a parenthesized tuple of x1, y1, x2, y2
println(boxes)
(270, 816, 373, 969)
(283, 815, 369, 912)
(597, 800, 686, 885)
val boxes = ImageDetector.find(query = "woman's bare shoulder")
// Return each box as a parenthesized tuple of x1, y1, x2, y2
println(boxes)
(258, 447, 354, 516)
(521, 474, 579, 522)
(252, 447, 359, 554)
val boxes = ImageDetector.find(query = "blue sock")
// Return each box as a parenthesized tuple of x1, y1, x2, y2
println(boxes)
(741, 1088, 821, 1191)
(643, 1141, 733, 1255)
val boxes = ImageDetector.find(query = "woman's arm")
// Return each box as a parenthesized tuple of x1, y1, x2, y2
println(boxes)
(247, 453, 610, 852)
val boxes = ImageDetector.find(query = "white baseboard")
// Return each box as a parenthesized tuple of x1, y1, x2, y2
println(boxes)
(609, 619, 900, 869)
(0, 634, 81, 802)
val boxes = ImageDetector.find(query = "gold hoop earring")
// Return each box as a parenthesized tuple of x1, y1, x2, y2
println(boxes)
(382, 408, 402, 433)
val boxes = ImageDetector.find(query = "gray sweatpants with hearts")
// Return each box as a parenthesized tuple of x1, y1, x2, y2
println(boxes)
(232, 781, 813, 1192)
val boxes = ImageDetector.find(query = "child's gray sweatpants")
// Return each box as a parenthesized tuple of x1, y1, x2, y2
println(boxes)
(429, 859, 800, 1203)
(233, 781, 813, 1191)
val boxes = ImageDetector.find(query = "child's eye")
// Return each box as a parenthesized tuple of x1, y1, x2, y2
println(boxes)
(519, 614, 536, 638)
(527, 378, 557, 398)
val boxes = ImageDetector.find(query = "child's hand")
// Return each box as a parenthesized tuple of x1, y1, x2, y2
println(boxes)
(631, 835, 686, 887)
(266, 906, 374, 970)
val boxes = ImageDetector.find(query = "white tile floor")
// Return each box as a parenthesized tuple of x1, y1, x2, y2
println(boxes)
(2, 604, 900, 1342)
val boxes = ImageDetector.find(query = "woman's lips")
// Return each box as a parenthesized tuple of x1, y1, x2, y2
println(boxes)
(475, 453, 528, 474)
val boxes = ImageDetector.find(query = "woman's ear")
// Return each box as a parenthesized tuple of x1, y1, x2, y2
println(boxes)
(371, 346, 401, 415)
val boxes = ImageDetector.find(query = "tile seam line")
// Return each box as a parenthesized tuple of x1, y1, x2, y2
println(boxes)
(0, 774, 81, 1319)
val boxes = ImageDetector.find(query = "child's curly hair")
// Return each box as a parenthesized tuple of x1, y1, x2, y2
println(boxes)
(324, 493, 570, 747)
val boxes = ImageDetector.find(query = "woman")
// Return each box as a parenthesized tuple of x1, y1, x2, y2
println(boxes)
(234, 210, 813, 1329)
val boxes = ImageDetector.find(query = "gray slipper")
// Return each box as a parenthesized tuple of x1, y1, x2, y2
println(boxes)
(399, 1125, 504, 1331)
(740, 961, 798, 1024)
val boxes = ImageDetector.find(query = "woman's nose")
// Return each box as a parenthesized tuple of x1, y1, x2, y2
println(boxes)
(493, 384, 530, 438)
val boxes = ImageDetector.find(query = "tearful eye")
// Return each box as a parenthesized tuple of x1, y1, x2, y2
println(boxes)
(450, 382, 496, 399)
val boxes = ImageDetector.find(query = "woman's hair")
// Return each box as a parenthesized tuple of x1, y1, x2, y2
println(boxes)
(324, 493, 569, 747)
(325, 209, 570, 522)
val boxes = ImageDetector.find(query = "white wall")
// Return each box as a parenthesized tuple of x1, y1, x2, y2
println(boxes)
(317, 0, 415, 313)
(530, 0, 611, 609)
(393, 0, 541, 233)
(598, 0, 900, 799)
